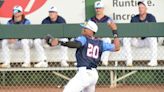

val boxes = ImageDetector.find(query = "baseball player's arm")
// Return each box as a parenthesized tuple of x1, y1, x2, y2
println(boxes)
(111, 22, 120, 51)
(103, 23, 120, 52)
(113, 37, 120, 51)
(107, 18, 117, 33)
(108, 22, 117, 31)
(51, 40, 82, 48)
(107, 19, 118, 38)
(45, 34, 82, 48)
(107, 18, 120, 47)
(103, 37, 120, 52)
(58, 41, 82, 48)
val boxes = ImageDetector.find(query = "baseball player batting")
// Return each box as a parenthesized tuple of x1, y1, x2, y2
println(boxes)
(45, 20, 120, 92)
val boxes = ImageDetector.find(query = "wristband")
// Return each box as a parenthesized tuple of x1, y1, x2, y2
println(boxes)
(112, 30, 118, 38)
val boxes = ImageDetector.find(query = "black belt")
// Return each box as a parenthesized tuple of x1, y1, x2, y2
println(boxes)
(77, 67, 95, 70)
(86, 67, 92, 70)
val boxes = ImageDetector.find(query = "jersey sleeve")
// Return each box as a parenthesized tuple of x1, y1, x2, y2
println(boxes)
(102, 42, 115, 51)
(24, 20, 31, 25)
(149, 14, 156, 22)
(60, 18, 66, 23)
(130, 17, 135, 23)
(58, 16, 66, 23)
(107, 18, 113, 24)
(41, 19, 46, 24)
(75, 35, 87, 46)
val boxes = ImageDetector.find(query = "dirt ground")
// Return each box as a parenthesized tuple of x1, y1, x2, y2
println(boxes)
(0, 85, 164, 92)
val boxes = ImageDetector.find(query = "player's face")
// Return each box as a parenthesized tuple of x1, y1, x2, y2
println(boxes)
(95, 8, 104, 15)
(49, 11, 58, 21)
(81, 28, 94, 36)
(13, 12, 23, 22)
(138, 4, 147, 16)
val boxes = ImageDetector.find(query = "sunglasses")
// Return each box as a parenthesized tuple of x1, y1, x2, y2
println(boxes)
(13, 9, 21, 14)
(49, 11, 57, 13)
(95, 8, 103, 9)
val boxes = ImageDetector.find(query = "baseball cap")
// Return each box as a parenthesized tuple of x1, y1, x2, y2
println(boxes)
(138, 0, 148, 7)
(80, 20, 98, 33)
(94, 1, 104, 8)
(13, 5, 23, 14)
(49, 6, 58, 12)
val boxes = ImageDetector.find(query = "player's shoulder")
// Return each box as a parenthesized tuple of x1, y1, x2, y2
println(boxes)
(90, 15, 112, 23)
(147, 13, 156, 19)
(103, 15, 113, 24)
(104, 15, 111, 19)
(132, 14, 140, 20)
(75, 35, 87, 46)
(24, 18, 31, 24)
(76, 35, 87, 40)
(57, 16, 65, 20)
(146, 13, 156, 22)
(7, 19, 13, 24)
(93, 37, 102, 41)
(90, 15, 111, 19)
(42, 17, 51, 24)
(24, 18, 30, 21)
(131, 14, 140, 22)
(7, 18, 30, 24)
(44, 17, 50, 20)
(56, 16, 66, 23)
(89, 16, 96, 23)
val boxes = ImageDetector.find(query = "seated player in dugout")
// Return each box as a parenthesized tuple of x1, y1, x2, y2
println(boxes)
(34, 6, 69, 67)
(45, 20, 120, 92)
(123, 0, 158, 66)
(89, 1, 118, 66)
(0, 6, 33, 68)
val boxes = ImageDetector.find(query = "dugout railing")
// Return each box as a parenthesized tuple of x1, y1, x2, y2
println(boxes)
(0, 23, 164, 38)
(0, 23, 164, 90)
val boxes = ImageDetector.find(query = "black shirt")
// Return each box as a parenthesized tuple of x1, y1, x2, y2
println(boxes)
(42, 16, 66, 24)
(131, 13, 156, 39)
(90, 15, 112, 23)
(131, 13, 156, 23)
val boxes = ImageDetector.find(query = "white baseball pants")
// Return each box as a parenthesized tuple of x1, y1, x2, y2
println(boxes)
(2, 39, 31, 64)
(63, 67, 98, 92)
(123, 37, 157, 65)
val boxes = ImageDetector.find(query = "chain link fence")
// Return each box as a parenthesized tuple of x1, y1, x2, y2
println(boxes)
(0, 37, 164, 92)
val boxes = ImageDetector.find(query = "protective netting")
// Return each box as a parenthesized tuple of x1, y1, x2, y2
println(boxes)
(0, 37, 164, 92)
